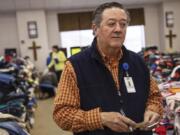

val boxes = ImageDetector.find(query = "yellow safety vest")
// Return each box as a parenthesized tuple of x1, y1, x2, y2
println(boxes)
(48, 51, 67, 71)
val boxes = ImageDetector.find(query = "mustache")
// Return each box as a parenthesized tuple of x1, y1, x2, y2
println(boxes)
(113, 33, 121, 38)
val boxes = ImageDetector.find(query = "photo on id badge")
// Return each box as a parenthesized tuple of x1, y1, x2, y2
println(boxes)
(124, 77, 136, 93)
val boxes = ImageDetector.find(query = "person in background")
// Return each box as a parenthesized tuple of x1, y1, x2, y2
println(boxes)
(48, 45, 67, 81)
(39, 67, 58, 98)
(53, 2, 163, 135)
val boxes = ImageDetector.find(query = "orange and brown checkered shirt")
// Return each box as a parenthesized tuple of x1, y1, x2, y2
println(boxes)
(53, 47, 163, 132)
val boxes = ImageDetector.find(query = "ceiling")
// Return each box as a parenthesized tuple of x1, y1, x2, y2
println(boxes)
(0, 0, 171, 12)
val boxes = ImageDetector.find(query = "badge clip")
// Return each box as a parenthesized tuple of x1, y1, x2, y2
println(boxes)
(123, 63, 129, 77)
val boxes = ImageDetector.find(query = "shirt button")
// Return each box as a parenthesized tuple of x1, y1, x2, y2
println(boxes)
(120, 100, 123, 104)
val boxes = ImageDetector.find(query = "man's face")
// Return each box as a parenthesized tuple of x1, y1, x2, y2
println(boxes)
(94, 7, 128, 49)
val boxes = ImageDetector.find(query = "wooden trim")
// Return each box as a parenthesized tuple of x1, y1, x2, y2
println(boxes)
(58, 8, 145, 31)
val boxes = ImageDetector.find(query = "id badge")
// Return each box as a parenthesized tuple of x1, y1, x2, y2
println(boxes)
(124, 77, 136, 93)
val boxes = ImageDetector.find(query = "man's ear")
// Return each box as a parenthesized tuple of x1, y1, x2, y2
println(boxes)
(92, 24, 98, 36)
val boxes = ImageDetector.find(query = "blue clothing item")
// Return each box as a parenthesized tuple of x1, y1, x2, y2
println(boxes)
(69, 38, 151, 135)
(0, 73, 15, 84)
(39, 83, 55, 97)
(39, 83, 55, 90)
(0, 73, 16, 96)
(1, 91, 28, 104)
(0, 122, 28, 135)
(46, 55, 52, 66)
(0, 99, 25, 117)
(27, 97, 37, 109)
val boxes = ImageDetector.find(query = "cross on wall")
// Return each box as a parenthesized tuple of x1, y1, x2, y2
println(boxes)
(166, 30, 177, 49)
(28, 41, 41, 61)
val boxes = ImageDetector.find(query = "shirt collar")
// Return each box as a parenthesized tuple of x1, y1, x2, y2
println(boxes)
(97, 45, 123, 64)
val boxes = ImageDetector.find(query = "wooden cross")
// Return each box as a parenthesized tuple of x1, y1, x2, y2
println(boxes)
(166, 30, 177, 48)
(28, 41, 41, 61)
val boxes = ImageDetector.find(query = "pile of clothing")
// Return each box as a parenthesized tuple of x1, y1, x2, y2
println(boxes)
(0, 55, 39, 135)
(157, 82, 180, 135)
(142, 47, 176, 83)
(140, 47, 180, 135)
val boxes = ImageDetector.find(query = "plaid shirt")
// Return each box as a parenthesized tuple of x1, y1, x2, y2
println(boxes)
(53, 47, 163, 132)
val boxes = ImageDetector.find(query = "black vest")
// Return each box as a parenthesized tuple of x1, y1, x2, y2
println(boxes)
(69, 39, 152, 135)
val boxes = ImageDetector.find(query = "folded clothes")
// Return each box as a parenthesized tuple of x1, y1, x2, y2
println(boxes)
(169, 88, 180, 93)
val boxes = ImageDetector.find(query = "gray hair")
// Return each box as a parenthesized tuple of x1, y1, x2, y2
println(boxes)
(92, 2, 130, 27)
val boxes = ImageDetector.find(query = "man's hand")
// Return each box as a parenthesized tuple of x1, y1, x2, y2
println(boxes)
(140, 110, 160, 130)
(100, 112, 136, 132)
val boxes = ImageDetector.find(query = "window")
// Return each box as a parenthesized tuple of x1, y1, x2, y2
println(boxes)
(59, 9, 145, 56)
(60, 29, 93, 57)
(124, 25, 145, 53)
(60, 25, 145, 57)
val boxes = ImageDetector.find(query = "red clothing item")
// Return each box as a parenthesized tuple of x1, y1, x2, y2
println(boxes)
(155, 126, 166, 135)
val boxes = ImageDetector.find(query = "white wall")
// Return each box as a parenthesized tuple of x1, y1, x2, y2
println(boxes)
(16, 10, 49, 71)
(46, 11, 60, 48)
(0, 1, 180, 71)
(0, 13, 19, 56)
(158, 3, 166, 51)
(144, 4, 161, 48)
(127, 2, 180, 52)
(0, 5, 164, 58)
(163, 0, 180, 52)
